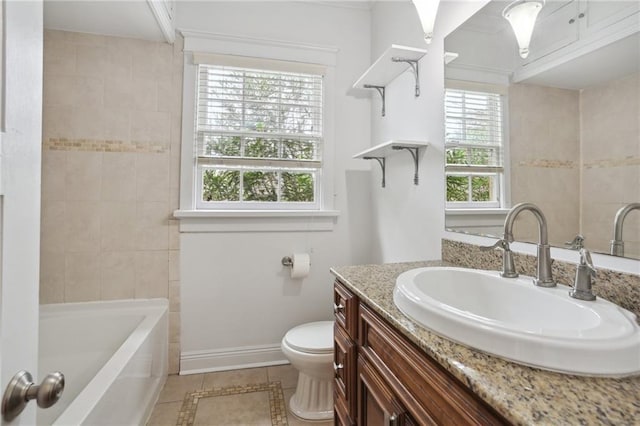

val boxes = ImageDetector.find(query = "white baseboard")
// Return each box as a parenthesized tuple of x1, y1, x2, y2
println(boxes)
(180, 344, 289, 374)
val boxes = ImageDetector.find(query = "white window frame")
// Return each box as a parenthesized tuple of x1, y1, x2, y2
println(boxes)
(193, 62, 324, 210)
(177, 32, 339, 229)
(444, 80, 510, 210)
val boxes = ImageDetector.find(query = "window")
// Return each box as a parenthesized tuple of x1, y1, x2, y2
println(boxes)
(445, 87, 505, 208)
(195, 63, 323, 209)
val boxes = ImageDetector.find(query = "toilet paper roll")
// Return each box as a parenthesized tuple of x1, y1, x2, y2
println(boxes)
(290, 253, 311, 279)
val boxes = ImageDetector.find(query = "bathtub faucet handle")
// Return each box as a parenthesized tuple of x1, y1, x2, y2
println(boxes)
(2, 370, 65, 421)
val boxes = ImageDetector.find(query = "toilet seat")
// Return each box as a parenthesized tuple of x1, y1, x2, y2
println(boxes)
(283, 321, 333, 354)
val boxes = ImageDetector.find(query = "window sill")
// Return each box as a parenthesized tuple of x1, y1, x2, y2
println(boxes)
(173, 209, 340, 232)
(445, 208, 510, 216)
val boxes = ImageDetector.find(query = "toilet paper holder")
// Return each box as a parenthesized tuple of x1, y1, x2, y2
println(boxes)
(282, 253, 311, 279)
(282, 255, 311, 267)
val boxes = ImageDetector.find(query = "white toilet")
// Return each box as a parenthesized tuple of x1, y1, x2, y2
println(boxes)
(281, 321, 334, 420)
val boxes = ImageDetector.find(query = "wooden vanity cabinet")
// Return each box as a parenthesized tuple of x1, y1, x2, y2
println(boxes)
(333, 279, 509, 426)
(334, 280, 358, 425)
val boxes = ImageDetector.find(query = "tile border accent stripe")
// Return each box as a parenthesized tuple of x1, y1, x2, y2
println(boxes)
(515, 157, 640, 169)
(176, 381, 288, 426)
(44, 138, 168, 153)
(515, 159, 577, 168)
(583, 157, 640, 169)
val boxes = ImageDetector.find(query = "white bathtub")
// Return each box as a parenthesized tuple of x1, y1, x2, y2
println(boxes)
(38, 299, 168, 426)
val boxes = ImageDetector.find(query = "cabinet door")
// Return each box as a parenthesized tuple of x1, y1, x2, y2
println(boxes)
(334, 280, 358, 339)
(335, 393, 355, 426)
(579, 0, 640, 38)
(357, 356, 417, 426)
(524, 0, 580, 65)
(334, 324, 357, 422)
(359, 304, 507, 425)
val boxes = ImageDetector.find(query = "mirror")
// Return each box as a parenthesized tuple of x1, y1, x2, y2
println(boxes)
(444, 0, 640, 259)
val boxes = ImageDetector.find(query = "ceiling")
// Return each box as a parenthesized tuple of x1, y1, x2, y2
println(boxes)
(43, 0, 380, 41)
(44, 0, 168, 41)
(522, 32, 640, 90)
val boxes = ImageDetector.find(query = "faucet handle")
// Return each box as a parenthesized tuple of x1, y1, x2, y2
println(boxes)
(479, 239, 518, 278)
(570, 248, 597, 301)
(579, 248, 596, 277)
(565, 235, 585, 250)
(479, 239, 509, 252)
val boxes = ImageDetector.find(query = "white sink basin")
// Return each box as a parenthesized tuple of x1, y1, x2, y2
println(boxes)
(393, 267, 640, 376)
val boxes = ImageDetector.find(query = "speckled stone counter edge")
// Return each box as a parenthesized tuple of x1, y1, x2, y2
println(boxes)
(330, 256, 640, 425)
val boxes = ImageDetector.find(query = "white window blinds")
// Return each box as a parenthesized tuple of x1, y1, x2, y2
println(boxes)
(195, 63, 324, 207)
(445, 88, 505, 206)
(445, 88, 504, 173)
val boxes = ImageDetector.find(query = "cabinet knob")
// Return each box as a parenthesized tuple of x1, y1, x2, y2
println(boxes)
(333, 362, 344, 374)
(569, 13, 585, 24)
(333, 303, 345, 314)
(388, 413, 398, 426)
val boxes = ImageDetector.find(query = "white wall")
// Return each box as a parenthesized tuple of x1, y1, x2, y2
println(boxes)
(368, 1, 490, 263)
(176, 1, 373, 372)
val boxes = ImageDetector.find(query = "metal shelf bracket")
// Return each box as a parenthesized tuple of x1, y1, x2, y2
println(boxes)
(363, 84, 386, 117)
(363, 156, 386, 187)
(392, 146, 420, 185)
(391, 57, 420, 97)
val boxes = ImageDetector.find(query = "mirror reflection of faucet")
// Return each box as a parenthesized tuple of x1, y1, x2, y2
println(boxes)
(565, 234, 585, 250)
(610, 202, 640, 257)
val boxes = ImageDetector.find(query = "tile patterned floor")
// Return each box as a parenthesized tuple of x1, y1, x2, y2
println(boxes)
(147, 365, 333, 426)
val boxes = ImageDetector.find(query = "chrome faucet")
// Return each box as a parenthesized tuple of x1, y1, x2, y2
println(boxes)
(503, 203, 556, 287)
(610, 202, 640, 257)
(569, 247, 597, 301)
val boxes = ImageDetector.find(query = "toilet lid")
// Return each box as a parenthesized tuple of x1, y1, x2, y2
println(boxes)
(284, 321, 333, 354)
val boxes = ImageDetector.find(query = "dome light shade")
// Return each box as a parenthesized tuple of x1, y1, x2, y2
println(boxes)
(412, 0, 441, 44)
(503, 0, 545, 58)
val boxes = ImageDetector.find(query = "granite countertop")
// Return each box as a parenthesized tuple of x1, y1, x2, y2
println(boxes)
(330, 261, 640, 426)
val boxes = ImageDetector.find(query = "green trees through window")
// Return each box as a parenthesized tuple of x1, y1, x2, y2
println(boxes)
(446, 148, 493, 202)
(200, 135, 316, 203)
(196, 64, 322, 206)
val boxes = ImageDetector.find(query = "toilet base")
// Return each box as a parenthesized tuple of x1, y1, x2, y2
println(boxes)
(288, 371, 333, 421)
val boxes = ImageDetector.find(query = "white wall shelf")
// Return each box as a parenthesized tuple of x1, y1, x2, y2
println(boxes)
(352, 44, 427, 117)
(354, 140, 429, 187)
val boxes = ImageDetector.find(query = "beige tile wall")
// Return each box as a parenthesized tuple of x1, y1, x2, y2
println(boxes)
(41, 30, 183, 373)
(508, 83, 581, 246)
(507, 76, 639, 257)
(580, 72, 640, 258)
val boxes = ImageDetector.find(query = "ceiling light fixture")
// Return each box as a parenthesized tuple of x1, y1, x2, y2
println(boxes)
(502, 0, 545, 59)
(412, 0, 441, 44)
